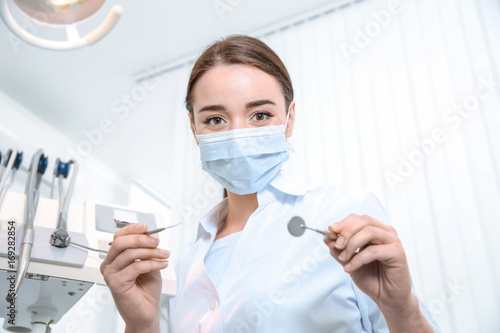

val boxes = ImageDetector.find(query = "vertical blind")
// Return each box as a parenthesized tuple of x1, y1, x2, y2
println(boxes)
(147, 0, 500, 331)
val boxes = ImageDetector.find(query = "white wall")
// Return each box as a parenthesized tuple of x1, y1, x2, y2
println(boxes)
(0, 90, 131, 206)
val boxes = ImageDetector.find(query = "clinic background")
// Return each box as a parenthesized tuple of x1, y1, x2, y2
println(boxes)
(0, 0, 499, 332)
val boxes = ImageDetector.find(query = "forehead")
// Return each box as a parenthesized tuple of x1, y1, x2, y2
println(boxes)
(192, 64, 284, 108)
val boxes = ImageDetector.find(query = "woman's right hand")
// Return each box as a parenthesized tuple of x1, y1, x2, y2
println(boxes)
(100, 223, 170, 333)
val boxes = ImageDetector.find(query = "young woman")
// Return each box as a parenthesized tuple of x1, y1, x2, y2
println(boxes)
(100, 35, 441, 333)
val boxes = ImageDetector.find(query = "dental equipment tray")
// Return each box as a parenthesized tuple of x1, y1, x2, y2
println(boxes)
(0, 220, 88, 268)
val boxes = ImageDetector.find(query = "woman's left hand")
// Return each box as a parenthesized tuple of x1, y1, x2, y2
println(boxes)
(323, 213, 413, 312)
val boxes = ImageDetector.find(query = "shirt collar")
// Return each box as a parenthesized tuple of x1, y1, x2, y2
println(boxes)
(197, 151, 309, 238)
(267, 151, 309, 197)
(197, 197, 228, 239)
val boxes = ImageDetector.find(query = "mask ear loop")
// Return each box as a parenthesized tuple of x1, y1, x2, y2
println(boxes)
(283, 104, 291, 134)
(190, 114, 201, 146)
(190, 113, 199, 136)
(192, 122, 198, 136)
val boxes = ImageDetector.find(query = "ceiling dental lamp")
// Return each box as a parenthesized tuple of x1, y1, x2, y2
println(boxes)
(0, 0, 122, 50)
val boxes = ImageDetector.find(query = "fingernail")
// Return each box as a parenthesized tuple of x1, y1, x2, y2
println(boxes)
(335, 236, 345, 249)
(160, 249, 170, 255)
(136, 223, 146, 229)
(344, 263, 351, 272)
(149, 237, 159, 244)
(338, 251, 346, 261)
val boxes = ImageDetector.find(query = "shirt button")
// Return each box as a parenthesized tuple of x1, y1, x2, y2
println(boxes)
(210, 299, 217, 310)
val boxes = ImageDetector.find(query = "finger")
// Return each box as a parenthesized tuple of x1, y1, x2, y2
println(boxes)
(328, 214, 365, 251)
(105, 259, 169, 290)
(102, 234, 160, 265)
(330, 214, 394, 235)
(337, 226, 397, 263)
(323, 235, 342, 251)
(108, 247, 170, 274)
(329, 214, 394, 250)
(324, 237, 335, 247)
(326, 231, 340, 240)
(343, 243, 396, 273)
(119, 259, 169, 283)
(114, 223, 148, 240)
(323, 238, 345, 267)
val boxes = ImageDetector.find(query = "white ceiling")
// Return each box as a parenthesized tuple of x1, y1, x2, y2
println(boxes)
(0, 0, 338, 142)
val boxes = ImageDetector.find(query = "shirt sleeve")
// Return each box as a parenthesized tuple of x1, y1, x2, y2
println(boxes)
(354, 191, 442, 332)
(351, 280, 390, 332)
(351, 279, 442, 332)
(413, 282, 442, 333)
(162, 242, 192, 333)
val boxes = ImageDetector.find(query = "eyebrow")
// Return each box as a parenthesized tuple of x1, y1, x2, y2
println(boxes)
(246, 99, 276, 109)
(198, 99, 276, 113)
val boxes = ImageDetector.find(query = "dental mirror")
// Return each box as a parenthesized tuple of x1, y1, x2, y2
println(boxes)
(287, 216, 338, 239)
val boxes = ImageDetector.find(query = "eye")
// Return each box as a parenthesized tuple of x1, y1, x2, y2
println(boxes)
(252, 112, 273, 122)
(203, 116, 226, 126)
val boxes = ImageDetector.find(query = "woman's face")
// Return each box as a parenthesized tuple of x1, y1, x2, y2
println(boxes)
(189, 64, 295, 141)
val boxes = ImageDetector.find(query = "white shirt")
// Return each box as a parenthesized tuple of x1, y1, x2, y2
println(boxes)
(204, 231, 243, 289)
(168, 158, 441, 333)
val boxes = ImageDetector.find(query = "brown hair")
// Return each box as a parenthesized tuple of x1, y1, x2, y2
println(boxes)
(185, 34, 294, 117)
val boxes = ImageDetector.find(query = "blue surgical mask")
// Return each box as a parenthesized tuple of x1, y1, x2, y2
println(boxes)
(195, 109, 291, 195)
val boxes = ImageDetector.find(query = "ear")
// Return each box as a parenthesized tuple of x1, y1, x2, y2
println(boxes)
(285, 100, 296, 139)
(188, 112, 199, 146)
